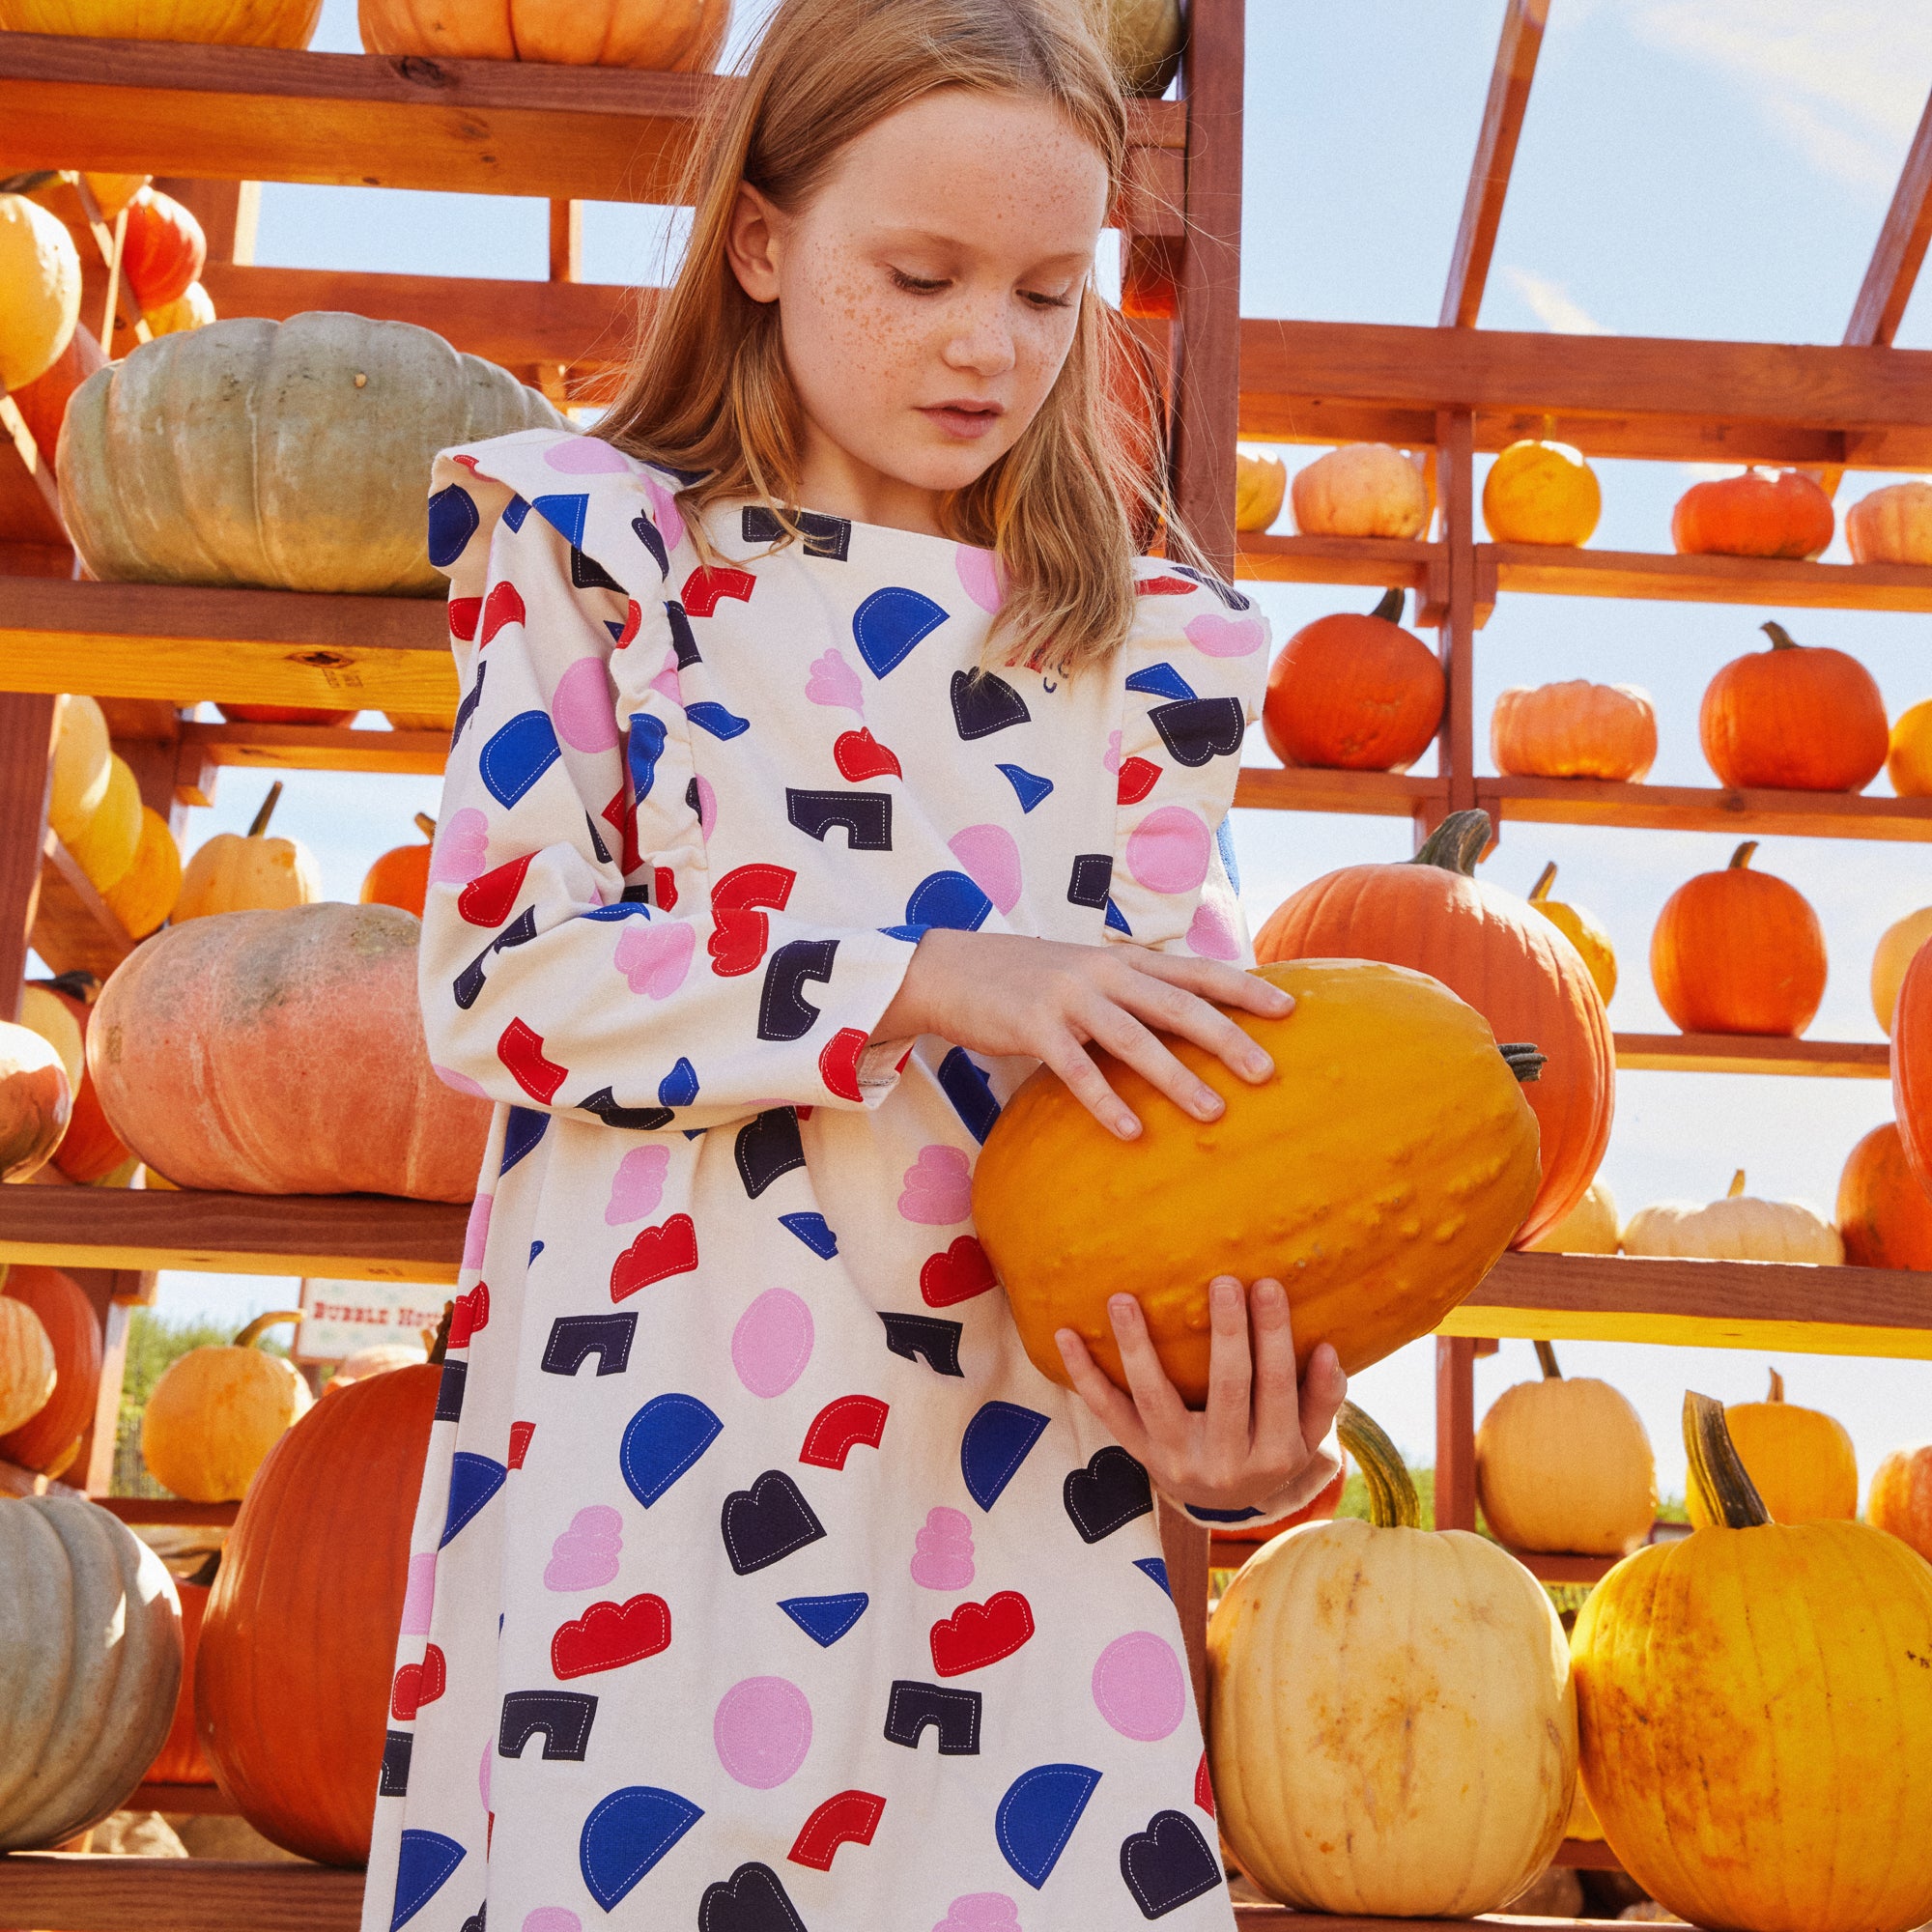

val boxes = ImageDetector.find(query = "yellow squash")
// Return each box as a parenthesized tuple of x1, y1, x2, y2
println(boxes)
(1476, 1340, 1656, 1555)
(973, 959, 1543, 1404)
(64, 753, 143, 895)
(1482, 427, 1602, 547)
(0, 0, 322, 45)
(1573, 1392, 1932, 1932)
(174, 781, 322, 922)
(140, 1311, 312, 1503)
(102, 807, 183, 940)
(1873, 905, 1932, 1035)
(47, 694, 110, 847)
(0, 192, 80, 392)
(1209, 1402, 1577, 1917)
(1685, 1366, 1857, 1526)
(1234, 450, 1287, 532)
(1526, 861, 1616, 1004)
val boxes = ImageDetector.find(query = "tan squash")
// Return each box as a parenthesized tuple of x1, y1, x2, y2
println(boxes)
(1873, 907, 1932, 1036)
(1623, 1169, 1842, 1264)
(0, 192, 80, 392)
(1476, 1341, 1656, 1555)
(58, 313, 566, 597)
(1525, 1177, 1619, 1256)
(1525, 862, 1616, 1005)
(1868, 1442, 1932, 1565)
(1685, 1367, 1857, 1527)
(0, 1496, 183, 1851)
(1291, 442, 1431, 540)
(1846, 480, 1932, 566)
(174, 782, 321, 922)
(0, 1298, 58, 1437)
(47, 695, 109, 847)
(140, 1312, 312, 1504)
(65, 754, 142, 895)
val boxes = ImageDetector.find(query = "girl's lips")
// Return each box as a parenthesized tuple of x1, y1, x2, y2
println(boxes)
(920, 404, 1004, 440)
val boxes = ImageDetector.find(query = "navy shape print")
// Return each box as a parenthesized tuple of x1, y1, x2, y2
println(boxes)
(666, 599, 700, 666)
(879, 1311, 964, 1377)
(1067, 854, 1114, 910)
(960, 1401, 1050, 1510)
(631, 512, 668, 577)
(698, 1861, 810, 1932)
(620, 1392, 723, 1507)
(580, 1785, 703, 1913)
(1133, 1556, 1172, 1598)
(451, 660, 487, 746)
(541, 1312, 637, 1378)
(577, 1087, 675, 1131)
(426, 484, 479, 568)
(1150, 696, 1245, 768)
(1120, 1810, 1223, 1918)
(390, 1829, 465, 1931)
(1167, 561, 1250, 610)
(721, 1469, 826, 1575)
(883, 1680, 981, 1754)
(936, 1046, 1000, 1144)
(785, 788, 893, 851)
(379, 1729, 412, 1797)
(452, 906, 538, 1010)
(852, 585, 948, 678)
(569, 545, 624, 593)
(500, 1105, 547, 1174)
(433, 1359, 466, 1424)
(950, 668, 1031, 739)
(1064, 1445, 1153, 1544)
(778, 1211, 838, 1258)
(735, 1108, 806, 1198)
(498, 1688, 597, 1761)
(758, 938, 839, 1042)
(744, 503, 851, 559)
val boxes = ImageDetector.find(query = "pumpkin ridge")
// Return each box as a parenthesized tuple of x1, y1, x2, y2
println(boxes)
(0, 1504, 71, 1823)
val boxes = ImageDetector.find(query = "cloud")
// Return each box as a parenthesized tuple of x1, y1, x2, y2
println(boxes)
(1500, 266, 1607, 334)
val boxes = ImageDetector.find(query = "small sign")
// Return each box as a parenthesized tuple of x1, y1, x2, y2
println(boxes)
(297, 1278, 447, 1362)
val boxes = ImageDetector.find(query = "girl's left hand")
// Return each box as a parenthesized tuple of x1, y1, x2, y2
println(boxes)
(1055, 1276, 1348, 1515)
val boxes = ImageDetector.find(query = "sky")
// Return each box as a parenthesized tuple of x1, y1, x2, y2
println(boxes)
(116, 0, 1932, 1501)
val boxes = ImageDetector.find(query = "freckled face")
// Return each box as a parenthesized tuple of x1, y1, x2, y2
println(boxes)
(737, 89, 1111, 519)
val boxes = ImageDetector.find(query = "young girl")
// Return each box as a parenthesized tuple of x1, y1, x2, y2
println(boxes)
(369, 4, 1346, 1926)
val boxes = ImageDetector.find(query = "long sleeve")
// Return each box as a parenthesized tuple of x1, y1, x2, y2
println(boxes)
(417, 447, 922, 1131)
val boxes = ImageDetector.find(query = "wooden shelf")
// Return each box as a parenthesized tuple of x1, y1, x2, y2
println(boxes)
(0, 1185, 467, 1284)
(0, 1856, 360, 1932)
(1233, 1910, 1602, 1928)
(179, 720, 451, 782)
(1503, 1546, 1623, 1584)
(32, 828, 134, 980)
(3, 579, 453, 714)
(1235, 533, 1443, 601)
(1485, 543, 1932, 612)
(1235, 766, 1448, 818)
(1614, 1032, 1888, 1078)
(1481, 774, 1932, 842)
(1446, 1250, 1932, 1359)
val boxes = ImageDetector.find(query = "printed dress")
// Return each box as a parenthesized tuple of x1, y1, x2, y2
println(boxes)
(364, 425, 1276, 1932)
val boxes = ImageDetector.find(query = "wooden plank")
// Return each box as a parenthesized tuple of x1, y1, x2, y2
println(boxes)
(1505, 1547, 1621, 1584)
(80, 1296, 130, 1495)
(1444, 1251, 1932, 1359)
(1235, 533, 1440, 590)
(0, 1187, 468, 1284)
(0, 1856, 362, 1932)
(1487, 543, 1932, 612)
(0, 391, 69, 545)
(0, 692, 58, 1017)
(178, 721, 451, 777)
(96, 1496, 240, 1526)
(31, 831, 135, 981)
(1439, 0, 1548, 328)
(1550, 1840, 1625, 1872)
(1436, 411, 1478, 819)
(1615, 1033, 1889, 1079)
(1847, 86, 1932, 348)
(1480, 774, 1932, 843)
(1234, 767, 1448, 819)
(1, 579, 455, 713)
(1434, 1336, 1478, 1531)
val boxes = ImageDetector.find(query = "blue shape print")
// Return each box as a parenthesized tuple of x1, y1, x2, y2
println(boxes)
(480, 711, 560, 810)
(960, 1401, 1050, 1510)
(390, 1830, 465, 1929)
(440, 1453, 506, 1548)
(1124, 662, 1196, 701)
(906, 870, 991, 933)
(686, 701, 751, 740)
(779, 1211, 838, 1258)
(853, 585, 949, 679)
(996, 1763, 1102, 1889)
(579, 1785, 702, 1912)
(658, 1057, 699, 1108)
(996, 763, 1053, 812)
(620, 1393, 723, 1508)
(628, 712, 668, 800)
(529, 492, 589, 550)
(779, 1592, 869, 1647)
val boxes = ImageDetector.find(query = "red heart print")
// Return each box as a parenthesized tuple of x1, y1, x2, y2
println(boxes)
(1117, 756, 1161, 806)
(928, 1591, 1034, 1677)
(507, 1420, 535, 1470)
(788, 1790, 887, 1872)
(479, 580, 526, 645)
(448, 1282, 490, 1349)
(713, 864, 796, 912)
(834, 728, 902, 782)
(707, 904, 768, 978)
(600, 781, 641, 876)
(616, 599, 643, 647)
(610, 1212, 699, 1301)
(391, 1642, 447, 1720)
(1136, 575, 1195, 597)
(818, 1027, 867, 1103)
(653, 866, 678, 912)
(497, 1017, 567, 1104)
(1194, 1750, 1216, 1816)
(551, 1592, 672, 1679)
(459, 853, 534, 928)
(920, 1236, 996, 1308)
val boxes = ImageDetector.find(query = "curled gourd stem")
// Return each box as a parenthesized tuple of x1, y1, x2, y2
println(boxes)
(1728, 1169, 1747, 1198)
(1371, 587, 1406, 625)
(1412, 809, 1492, 878)
(413, 812, 438, 841)
(1535, 1339, 1563, 1379)
(1498, 1041, 1546, 1084)
(1728, 841, 1758, 871)
(1767, 1366, 1784, 1403)
(1335, 1401, 1423, 1530)
(1529, 862, 1558, 903)
(1761, 620, 1801, 652)
(247, 781, 285, 839)
(428, 1300, 454, 1366)
(232, 1310, 302, 1350)
(1684, 1389, 1772, 1528)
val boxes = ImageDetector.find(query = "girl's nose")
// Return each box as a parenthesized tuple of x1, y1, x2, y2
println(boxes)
(942, 301, 1017, 378)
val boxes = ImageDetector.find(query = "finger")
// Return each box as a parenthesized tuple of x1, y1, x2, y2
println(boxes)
(1126, 951, 1295, 1020)
(1056, 1327, 1151, 1456)
(1107, 1293, 1192, 1440)
(1078, 994, 1227, 1123)
(1105, 968, 1279, 1090)
(1246, 1277, 1306, 1471)
(1297, 1339, 1349, 1454)
(1038, 1033, 1142, 1140)
(1203, 1277, 1255, 1468)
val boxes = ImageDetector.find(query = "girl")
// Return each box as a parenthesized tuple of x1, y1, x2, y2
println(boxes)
(370, 4, 1346, 1927)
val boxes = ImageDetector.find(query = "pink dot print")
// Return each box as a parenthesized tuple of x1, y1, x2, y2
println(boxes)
(911, 1506, 976, 1590)
(641, 477, 684, 552)
(714, 1676, 811, 1788)
(731, 1288, 813, 1398)
(478, 1734, 492, 1811)
(1103, 729, 1122, 776)
(400, 1553, 437, 1636)
(1126, 807, 1212, 895)
(1092, 1630, 1187, 1741)
(935, 1897, 1020, 1932)
(461, 1190, 493, 1269)
(543, 437, 630, 474)
(552, 657, 618, 753)
(954, 544, 1005, 613)
(430, 806, 490, 885)
(613, 917, 694, 1001)
(898, 1145, 973, 1225)
(524, 1912, 581, 1932)
(435, 1065, 490, 1099)
(1186, 899, 1240, 959)
(1185, 611, 1265, 657)
(948, 824, 1022, 915)
(605, 1145, 668, 1226)
(544, 1505, 622, 1592)
(691, 772, 718, 838)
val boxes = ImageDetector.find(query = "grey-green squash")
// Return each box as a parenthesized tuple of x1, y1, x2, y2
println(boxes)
(58, 311, 566, 596)
(0, 1495, 183, 1848)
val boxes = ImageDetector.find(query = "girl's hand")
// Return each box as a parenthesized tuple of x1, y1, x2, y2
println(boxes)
(870, 928, 1292, 1138)
(1055, 1276, 1348, 1515)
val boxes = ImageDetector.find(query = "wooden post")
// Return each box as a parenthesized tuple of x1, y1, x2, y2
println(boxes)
(1158, 1496, 1211, 1724)
(1419, 409, 1478, 850)
(0, 694, 59, 1020)
(1435, 1336, 1478, 1530)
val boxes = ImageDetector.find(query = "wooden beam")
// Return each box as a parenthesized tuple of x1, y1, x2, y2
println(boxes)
(97, 1496, 240, 1526)
(1487, 542, 1932, 612)
(1235, 767, 1448, 820)
(0, 693, 58, 1017)
(1480, 775, 1932, 844)
(1439, 0, 1548, 328)
(31, 830, 135, 980)
(1847, 86, 1932, 347)
(1, 390, 69, 544)
(0, 1856, 363, 1932)
(1614, 1033, 1888, 1079)
(1434, 1336, 1478, 1530)
(1235, 533, 1440, 593)
(178, 720, 451, 777)
(1435, 411, 1478, 819)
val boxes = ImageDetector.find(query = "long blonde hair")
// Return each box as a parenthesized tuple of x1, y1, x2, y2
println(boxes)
(598, 0, 1172, 673)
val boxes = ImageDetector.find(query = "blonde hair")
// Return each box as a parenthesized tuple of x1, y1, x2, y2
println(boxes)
(598, 0, 1175, 674)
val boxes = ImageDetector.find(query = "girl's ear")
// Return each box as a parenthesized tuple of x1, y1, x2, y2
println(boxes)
(724, 182, 784, 304)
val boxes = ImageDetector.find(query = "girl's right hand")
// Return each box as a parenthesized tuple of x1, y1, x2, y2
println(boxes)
(868, 928, 1293, 1139)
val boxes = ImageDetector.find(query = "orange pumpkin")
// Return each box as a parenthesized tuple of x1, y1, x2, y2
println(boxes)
(1650, 840, 1826, 1037)
(1698, 622, 1888, 794)
(0, 1265, 99, 1477)
(1891, 940, 1932, 1203)
(119, 188, 206, 311)
(1671, 468, 1834, 560)
(146, 1563, 215, 1787)
(1869, 1443, 1932, 1566)
(196, 1355, 440, 1863)
(32, 973, 130, 1186)
(1490, 680, 1657, 783)
(359, 813, 437, 918)
(1262, 589, 1444, 772)
(1836, 1122, 1932, 1271)
(1254, 809, 1613, 1247)
(214, 703, 358, 727)
(9, 320, 105, 470)
(357, 0, 729, 67)
(0, 1019, 70, 1182)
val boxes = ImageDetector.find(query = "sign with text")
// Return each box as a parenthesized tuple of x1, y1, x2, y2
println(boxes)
(298, 1278, 446, 1361)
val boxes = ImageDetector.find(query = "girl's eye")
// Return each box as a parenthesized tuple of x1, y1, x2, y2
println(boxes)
(1021, 289, 1076, 311)
(890, 268, 949, 294)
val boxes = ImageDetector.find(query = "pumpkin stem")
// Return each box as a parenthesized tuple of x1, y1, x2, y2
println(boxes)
(1498, 1041, 1546, 1084)
(428, 1300, 454, 1367)
(1371, 587, 1406, 624)
(232, 1310, 302, 1351)
(1529, 862, 1558, 903)
(1539, 412, 1557, 441)
(1412, 809, 1492, 878)
(1727, 841, 1758, 872)
(414, 812, 438, 841)
(1334, 1401, 1423, 1530)
(1728, 1169, 1747, 1198)
(1761, 621, 1800, 652)
(246, 781, 285, 840)
(1534, 1339, 1563, 1379)
(1684, 1390, 1772, 1529)
(186, 1549, 221, 1588)
(44, 970, 99, 1004)
(1767, 1366, 1784, 1403)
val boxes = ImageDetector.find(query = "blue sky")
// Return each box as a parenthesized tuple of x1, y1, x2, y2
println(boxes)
(140, 0, 1932, 1497)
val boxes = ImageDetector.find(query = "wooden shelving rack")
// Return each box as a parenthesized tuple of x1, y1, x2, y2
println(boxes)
(3, 1, 1931, 1926)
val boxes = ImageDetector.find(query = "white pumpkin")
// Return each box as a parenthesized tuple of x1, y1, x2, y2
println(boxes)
(1622, 1169, 1843, 1264)
(0, 1300, 57, 1437)
(1291, 442, 1431, 540)
(0, 1495, 183, 1849)
(1526, 1178, 1619, 1255)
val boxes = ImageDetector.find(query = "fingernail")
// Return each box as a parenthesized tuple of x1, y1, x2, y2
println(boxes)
(1244, 1051, 1272, 1078)
(1113, 1112, 1140, 1139)
(1257, 1280, 1284, 1309)
(1194, 1090, 1225, 1120)
(1211, 1278, 1239, 1312)
(1267, 987, 1293, 1009)
(1109, 1294, 1137, 1322)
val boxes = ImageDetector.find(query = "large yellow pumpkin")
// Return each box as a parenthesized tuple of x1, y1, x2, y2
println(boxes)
(1684, 1367, 1857, 1528)
(58, 313, 565, 597)
(1476, 1341, 1656, 1555)
(0, 1496, 183, 1851)
(1291, 443, 1431, 540)
(1235, 451, 1287, 532)
(0, 0, 322, 43)
(1574, 1392, 1932, 1932)
(140, 1312, 312, 1504)
(102, 807, 183, 941)
(0, 1298, 58, 1438)
(358, 0, 726, 65)
(1873, 907, 1932, 1036)
(64, 753, 143, 895)
(1525, 1176, 1619, 1255)
(1481, 431, 1601, 547)
(0, 193, 80, 393)
(1209, 1402, 1576, 1917)
(1623, 1168, 1843, 1265)
(973, 959, 1543, 1405)
(47, 695, 110, 849)
(174, 781, 320, 922)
